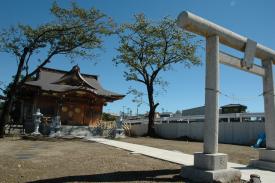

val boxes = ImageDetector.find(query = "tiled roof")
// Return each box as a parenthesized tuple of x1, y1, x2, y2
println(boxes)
(24, 66, 124, 100)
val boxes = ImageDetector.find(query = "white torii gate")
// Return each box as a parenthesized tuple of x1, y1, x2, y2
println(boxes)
(177, 11, 275, 183)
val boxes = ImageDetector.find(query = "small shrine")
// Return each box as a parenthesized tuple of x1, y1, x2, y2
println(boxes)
(17, 65, 124, 127)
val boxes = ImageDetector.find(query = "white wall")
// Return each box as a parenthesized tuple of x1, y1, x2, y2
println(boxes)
(129, 124, 148, 136)
(129, 122, 265, 145)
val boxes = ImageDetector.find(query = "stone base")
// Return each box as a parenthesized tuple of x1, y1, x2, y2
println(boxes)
(115, 129, 125, 138)
(49, 131, 61, 138)
(259, 148, 275, 162)
(31, 132, 41, 136)
(194, 152, 230, 170)
(115, 133, 125, 138)
(249, 148, 275, 171)
(250, 160, 275, 171)
(181, 166, 241, 183)
(194, 152, 228, 170)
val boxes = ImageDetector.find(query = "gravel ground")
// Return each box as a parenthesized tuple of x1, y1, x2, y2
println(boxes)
(0, 136, 183, 183)
(120, 137, 259, 165)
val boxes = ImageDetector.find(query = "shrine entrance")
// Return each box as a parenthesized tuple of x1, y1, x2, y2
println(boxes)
(177, 11, 275, 182)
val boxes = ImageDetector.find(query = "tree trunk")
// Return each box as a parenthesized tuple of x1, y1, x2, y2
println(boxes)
(0, 98, 13, 137)
(0, 48, 28, 138)
(146, 83, 159, 137)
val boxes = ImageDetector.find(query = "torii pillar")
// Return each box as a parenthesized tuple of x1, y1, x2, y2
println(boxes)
(250, 60, 275, 170)
(179, 34, 241, 183)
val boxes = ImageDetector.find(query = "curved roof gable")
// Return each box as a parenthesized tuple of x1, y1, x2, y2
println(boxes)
(24, 65, 124, 101)
(53, 65, 96, 90)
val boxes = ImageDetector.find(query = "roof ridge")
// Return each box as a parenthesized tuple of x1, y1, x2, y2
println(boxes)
(40, 67, 98, 80)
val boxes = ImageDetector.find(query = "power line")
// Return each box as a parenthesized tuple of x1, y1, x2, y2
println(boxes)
(205, 87, 268, 102)
(219, 91, 263, 102)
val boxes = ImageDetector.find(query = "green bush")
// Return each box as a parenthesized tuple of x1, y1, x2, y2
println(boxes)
(102, 113, 117, 121)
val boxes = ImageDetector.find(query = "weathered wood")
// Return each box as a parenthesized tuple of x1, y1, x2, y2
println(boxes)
(219, 52, 265, 77)
(177, 11, 275, 62)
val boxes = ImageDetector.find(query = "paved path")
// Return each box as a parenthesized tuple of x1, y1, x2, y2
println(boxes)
(86, 137, 275, 182)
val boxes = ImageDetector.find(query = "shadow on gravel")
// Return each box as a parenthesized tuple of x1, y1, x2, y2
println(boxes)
(27, 169, 183, 182)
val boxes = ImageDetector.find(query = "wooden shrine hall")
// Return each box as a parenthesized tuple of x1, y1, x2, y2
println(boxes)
(17, 65, 124, 126)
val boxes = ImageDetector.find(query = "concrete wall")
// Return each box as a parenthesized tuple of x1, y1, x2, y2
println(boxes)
(130, 122, 265, 145)
(129, 124, 148, 136)
(155, 122, 204, 140)
(218, 122, 265, 145)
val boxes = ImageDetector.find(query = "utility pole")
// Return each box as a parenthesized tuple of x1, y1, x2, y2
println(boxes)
(122, 105, 125, 119)
(127, 107, 130, 117)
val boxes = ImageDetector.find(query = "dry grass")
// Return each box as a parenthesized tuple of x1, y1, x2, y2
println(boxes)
(0, 136, 255, 183)
(0, 137, 182, 183)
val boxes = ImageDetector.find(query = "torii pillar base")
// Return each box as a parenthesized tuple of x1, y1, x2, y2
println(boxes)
(250, 149, 275, 171)
(180, 153, 241, 183)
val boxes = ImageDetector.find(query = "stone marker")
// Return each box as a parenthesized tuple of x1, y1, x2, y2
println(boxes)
(49, 115, 61, 137)
(115, 117, 125, 138)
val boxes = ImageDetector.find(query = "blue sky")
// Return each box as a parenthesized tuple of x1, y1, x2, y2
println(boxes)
(0, 0, 274, 114)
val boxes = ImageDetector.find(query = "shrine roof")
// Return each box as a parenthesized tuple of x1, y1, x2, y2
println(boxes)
(24, 65, 124, 101)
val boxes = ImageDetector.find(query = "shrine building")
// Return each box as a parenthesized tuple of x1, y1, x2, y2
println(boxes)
(18, 65, 124, 126)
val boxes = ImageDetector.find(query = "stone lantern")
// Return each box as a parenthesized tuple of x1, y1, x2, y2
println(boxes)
(33, 108, 43, 135)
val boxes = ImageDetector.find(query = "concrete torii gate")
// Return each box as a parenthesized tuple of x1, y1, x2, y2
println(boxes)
(177, 11, 275, 182)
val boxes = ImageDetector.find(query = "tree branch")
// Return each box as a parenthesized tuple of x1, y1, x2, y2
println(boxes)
(23, 50, 57, 82)
(24, 50, 33, 76)
(154, 103, 159, 110)
(136, 78, 146, 84)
